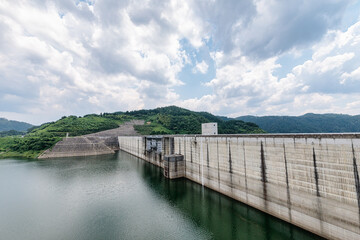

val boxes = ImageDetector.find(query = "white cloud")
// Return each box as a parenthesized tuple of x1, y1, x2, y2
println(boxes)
(0, 0, 358, 124)
(192, 61, 209, 74)
(0, 0, 208, 124)
(286, 21, 360, 94)
(180, 18, 360, 117)
(231, 0, 352, 59)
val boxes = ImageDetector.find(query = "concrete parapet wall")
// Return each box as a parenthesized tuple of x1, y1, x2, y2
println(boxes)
(118, 134, 360, 240)
(118, 136, 145, 159)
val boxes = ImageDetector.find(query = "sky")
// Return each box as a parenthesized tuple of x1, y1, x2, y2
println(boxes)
(0, 0, 360, 125)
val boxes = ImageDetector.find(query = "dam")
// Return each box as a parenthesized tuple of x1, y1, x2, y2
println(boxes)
(118, 133, 360, 240)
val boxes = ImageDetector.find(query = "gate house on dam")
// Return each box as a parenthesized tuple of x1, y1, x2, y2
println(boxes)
(118, 133, 360, 240)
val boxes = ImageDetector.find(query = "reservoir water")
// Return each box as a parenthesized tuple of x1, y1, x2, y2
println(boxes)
(0, 151, 323, 240)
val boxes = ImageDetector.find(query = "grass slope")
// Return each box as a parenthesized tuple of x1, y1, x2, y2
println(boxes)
(236, 113, 360, 133)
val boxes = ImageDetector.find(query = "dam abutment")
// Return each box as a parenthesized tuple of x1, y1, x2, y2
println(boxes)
(118, 134, 360, 240)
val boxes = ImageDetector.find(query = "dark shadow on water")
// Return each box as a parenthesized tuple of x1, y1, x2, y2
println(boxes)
(132, 152, 324, 240)
(0, 152, 325, 240)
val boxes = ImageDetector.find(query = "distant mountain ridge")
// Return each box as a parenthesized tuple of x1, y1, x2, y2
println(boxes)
(236, 113, 360, 133)
(0, 118, 33, 132)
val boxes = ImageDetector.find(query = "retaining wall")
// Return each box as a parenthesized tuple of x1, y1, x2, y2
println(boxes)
(118, 134, 360, 240)
(39, 136, 114, 159)
(39, 120, 144, 159)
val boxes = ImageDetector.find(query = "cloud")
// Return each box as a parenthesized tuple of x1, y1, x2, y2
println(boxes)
(190, 0, 351, 59)
(192, 61, 209, 74)
(0, 0, 358, 124)
(285, 21, 360, 94)
(0, 0, 207, 124)
(181, 18, 360, 117)
(231, 0, 352, 59)
(191, 0, 256, 53)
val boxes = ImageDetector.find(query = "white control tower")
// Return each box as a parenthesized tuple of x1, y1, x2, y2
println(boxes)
(201, 122, 218, 135)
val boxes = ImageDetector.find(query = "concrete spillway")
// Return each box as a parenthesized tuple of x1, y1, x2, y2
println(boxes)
(118, 133, 360, 240)
(39, 120, 144, 159)
(38, 136, 114, 158)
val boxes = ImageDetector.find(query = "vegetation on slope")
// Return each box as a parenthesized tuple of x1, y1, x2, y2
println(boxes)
(123, 106, 265, 135)
(236, 113, 360, 133)
(0, 106, 264, 159)
(0, 118, 33, 131)
(0, 136, 61, 159)
(0, 115, 124, 158)
(0, 130, 25, 137)
(28, 115, 122, 137)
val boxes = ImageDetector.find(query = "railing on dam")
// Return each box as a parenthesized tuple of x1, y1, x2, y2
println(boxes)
(118, 134, 360, 240)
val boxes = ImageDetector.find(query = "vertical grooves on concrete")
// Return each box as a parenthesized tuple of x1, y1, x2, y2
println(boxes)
(200, 138, 204, 186)
(162, 138, 165, 156)
(242, 139, 248, 201)
(312, 146, 324, 233)
(190, 142, 193, 163)
(170, 138, 175, 155)
(260, 141, 267, 183)
(217, 139, 220, 190)
(351, 143, 360, 222)
(228, 141, 233, 174)
(312, 147, 321, 197)
(283, 143, 292, 222)
(260, 141, 268, 206)
(228, 139, 233, 190)
(184, 138, 186, 176)
(198, 139, 201, 183)
(207, 142, 210, 167)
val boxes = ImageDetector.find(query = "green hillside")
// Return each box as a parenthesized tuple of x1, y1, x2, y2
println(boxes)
(0, 106, 264, 159)
(125, 106, 264, 135)
(26, 106, 264, 138)
(0, 130, 24, 137)
(0, 118, 33, 131)
(28, 115, 123, 137)
(0, 115, 130, 159)
(236, 113, 360, 133)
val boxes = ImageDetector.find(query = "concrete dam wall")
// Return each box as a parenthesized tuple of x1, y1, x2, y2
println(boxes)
(118, 134, 360, 240)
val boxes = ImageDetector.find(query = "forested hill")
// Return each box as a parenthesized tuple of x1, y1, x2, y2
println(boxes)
(28, 106, 264, 137)
(0, 118, 33, 131)
(122, 106, 265, 135)
(236, 113, 360, 133)
(0, 106, 264, 158)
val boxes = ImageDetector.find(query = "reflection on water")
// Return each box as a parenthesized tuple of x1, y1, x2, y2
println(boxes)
(0, 151, 323, 240)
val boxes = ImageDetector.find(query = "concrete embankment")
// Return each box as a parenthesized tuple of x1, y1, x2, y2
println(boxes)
(39, 136, 114, 158)
(39, 120, 144, 159)
(118, 134, 360, 240)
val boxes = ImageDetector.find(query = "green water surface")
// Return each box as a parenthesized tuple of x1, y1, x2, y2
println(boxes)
(0, 151, 323, 240)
